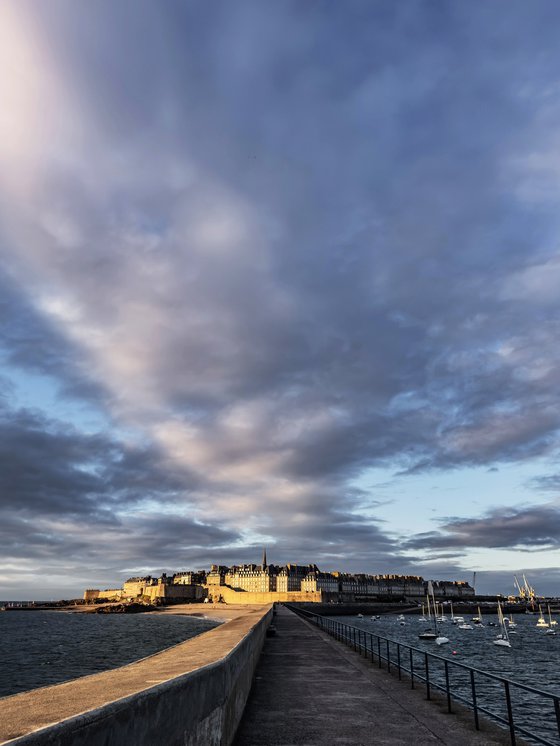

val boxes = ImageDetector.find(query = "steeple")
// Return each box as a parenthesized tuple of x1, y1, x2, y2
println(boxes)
(262, 547, 267, 570)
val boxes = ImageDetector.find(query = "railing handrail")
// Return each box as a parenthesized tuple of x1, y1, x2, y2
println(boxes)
(285, 603, 560, 746)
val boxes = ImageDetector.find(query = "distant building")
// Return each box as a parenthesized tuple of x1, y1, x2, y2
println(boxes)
(225, 564, 276, 592)
(277, 564, 318, 592)
(173, 571, 206, 585)
(301, 571, 338, 593)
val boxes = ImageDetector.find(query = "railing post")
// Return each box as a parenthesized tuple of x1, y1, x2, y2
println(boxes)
(377, 636, 381, 668)
(425, 653, 431, 700)
(444, 660, 452, 713)
(410, 649, 414, 689)
(353, 627, 357, 651)
(470, 670, 479, 730)
(554, 697, 560, 740)
(370, 633, 374, 662)
(503, 680, 516, 745)
(386, 639, 391, 673)
(397, 643, 401, 680)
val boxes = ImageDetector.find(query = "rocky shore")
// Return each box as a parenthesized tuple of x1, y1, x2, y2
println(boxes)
(87, 602, 159, 614)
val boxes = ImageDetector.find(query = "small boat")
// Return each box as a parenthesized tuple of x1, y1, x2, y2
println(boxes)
(548, 605, 558, 627)
(357, 613, 364, 619)
(545, 628, 557, 636)
(419, 630, 438, 640)
(435, 602, 447, 623)
(397, 614, 405, 621)
(371, 615, 380, 620)
(472, 606, 485, 626)
(451, 603, 464, 625)
(506, 614, 517, 629)
(419, 584, 448, 643)
(458, 622, 473, 630)
(418, 603, 428, 622)
(493, 602, 511, 648)
(536, 605, 549, 628)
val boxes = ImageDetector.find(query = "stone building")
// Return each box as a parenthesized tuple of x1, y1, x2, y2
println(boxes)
(225, 564, 276, 593)
(207, 565, 228, 586)
(301, 571, 339, 593)
(276, 564, 318, 592)
(173, 571, 206, 585)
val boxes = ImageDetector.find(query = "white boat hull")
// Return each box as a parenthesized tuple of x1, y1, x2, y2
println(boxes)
(493, 639, 511, 647)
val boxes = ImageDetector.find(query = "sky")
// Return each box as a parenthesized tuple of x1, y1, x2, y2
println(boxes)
(1, 1, 560, 599)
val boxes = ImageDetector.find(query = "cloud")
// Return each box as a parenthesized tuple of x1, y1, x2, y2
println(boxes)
(406, 503, 560, 551)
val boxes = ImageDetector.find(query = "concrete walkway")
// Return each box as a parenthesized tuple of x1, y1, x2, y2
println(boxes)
(233, 606, 514, 746)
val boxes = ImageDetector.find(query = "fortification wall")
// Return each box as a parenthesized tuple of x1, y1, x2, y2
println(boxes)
(0, 606, 272, 746)
(83, 589, 124, 601)
(143, 583, 204, 600)
(207, 586, 323, 604)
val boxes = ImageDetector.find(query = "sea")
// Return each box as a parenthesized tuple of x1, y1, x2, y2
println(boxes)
(333, 611, 560, 745)
(0, 609, 219, 698)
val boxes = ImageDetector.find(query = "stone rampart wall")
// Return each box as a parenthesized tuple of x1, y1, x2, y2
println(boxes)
(83, 589, 124, 601)
(143, 582, 205, 600)
(207, 585, 323, 604)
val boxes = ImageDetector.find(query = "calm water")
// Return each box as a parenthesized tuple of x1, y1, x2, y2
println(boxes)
(0, 610, 219, 698)
(334, 612, 560, 745)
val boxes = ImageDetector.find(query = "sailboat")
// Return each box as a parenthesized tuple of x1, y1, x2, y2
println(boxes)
(493, 602, 512, 648)
(546, 606, 557, 635)
(472, 606, 485, 626)
(506, 613, 517, 629)
(419, 594, 438, 640)
(536, 605, 549, 628)
(435, 603, 447, 623)
(419, 603, 427, 622)
(450, 601, 464, 624)
(419, 584, 449, 644)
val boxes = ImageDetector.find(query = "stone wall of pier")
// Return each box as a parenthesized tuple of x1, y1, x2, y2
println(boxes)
(1, 606, 272, 746)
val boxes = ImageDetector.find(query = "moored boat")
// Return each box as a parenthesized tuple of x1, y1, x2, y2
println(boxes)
(493, 602, 511, 648)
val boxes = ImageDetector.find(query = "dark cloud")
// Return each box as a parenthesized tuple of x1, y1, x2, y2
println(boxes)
(406, 504, 560, 551)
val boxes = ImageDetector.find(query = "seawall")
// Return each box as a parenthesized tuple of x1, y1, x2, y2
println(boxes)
(0, 605, 272, 746)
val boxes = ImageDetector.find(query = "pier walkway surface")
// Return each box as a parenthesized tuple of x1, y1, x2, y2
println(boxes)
(234, 606, 513, 746)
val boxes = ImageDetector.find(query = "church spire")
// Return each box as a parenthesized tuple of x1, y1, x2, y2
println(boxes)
(262, 547, 267, 570)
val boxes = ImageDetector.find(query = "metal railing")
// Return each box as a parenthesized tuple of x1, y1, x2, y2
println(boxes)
(285, 605, 560, 746)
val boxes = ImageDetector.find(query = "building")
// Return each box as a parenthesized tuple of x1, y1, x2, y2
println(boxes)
(173, 571, 206, 585)
(276, 564, 318, 592)
(225, 564, 276, 592)
(301, 571, 339, 594)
